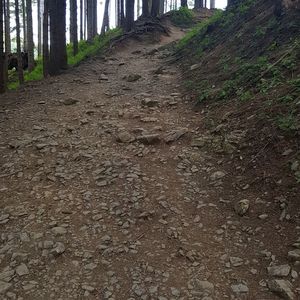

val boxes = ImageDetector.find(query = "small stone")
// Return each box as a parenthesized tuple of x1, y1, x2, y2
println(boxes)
(267, 265, 291, 277)
(62, 98, 79, 105)
(268, 279, 295, 300)
(259, 214, 268, 220)
(231, 283, 249, 293)
(126, 74, 141, 82)
(51, 242, 66, 257)
(52, 227, 67, 235)
(230, 256, 244, 267)
(141, 98, 159, 107)
(210, 171, 226, 181)
(16, 263, 29, 276)
(0, 281, 11, 294)
(170, 287, 180, 296)
(116, 131, 135, 143)
(99, 74, 108, 81)
(234, 199, 250, 216)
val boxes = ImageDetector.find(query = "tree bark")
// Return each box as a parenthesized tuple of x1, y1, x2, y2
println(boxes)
(181, 0, 187, 7)
(22, 0, 27, 51)
(87, 0, 97, 40)
(125, 0, 134, 31)
(70, 0, 78, 55)
(15, 0, 24, 84)
(49, 0, 67, 75)
(159, 0, 164, 15)
(4, 0, 11, 53)
(142, 0, 149, 16)
(210, 0, 215, 8)
(0, 0, 5, 93)
(43, 0, 49, 77)
(120, 0, 125, 26)
(80, 0, 83, 40)
(37, 0, 41, 56)
(26, 0, 34, 72)
(151, 0, 159, 16)
(101, 0, 110, 35)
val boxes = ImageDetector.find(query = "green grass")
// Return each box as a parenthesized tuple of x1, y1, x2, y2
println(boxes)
(8, 28, 122, 90)
(170, 7, 195, 27)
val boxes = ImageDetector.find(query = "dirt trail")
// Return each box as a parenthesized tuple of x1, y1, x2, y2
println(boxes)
(0, 25, 298, 300)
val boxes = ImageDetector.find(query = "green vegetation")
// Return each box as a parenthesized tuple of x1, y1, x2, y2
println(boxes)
(8, 28, 122, 90)
(170, 7, 194, 27)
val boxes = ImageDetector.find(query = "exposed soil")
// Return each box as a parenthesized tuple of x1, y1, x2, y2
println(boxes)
(0, 22, 299, 300)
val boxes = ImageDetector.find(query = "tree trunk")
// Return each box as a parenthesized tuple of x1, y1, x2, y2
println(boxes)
(22, 0, 27, 51)
(120, 0, 125, 26)
(84, 0, 87, 39)
(26, 0, 34, 72)
(101, 0, 110, 35)
(80, 0, 83, 40)
(181, 0, 187, 7)
(125, 0, 134, 31)
(4, 0, 11, 53)
(151, 0, 159, 16)
(194, 0, 204, 8)
(92, 0, 97, 37)
(159, 0, 164, 15)
(210, 0, 215, 8)
(142, 0, 149, 16)
(15, 0, 24, 84)
(87, 0, 97, 40)
(70, 0, 78, 55)
(49, 0, 67, 75)
(37, 0, 41, 56)
(0, 0, 5, 93)
(43, 0, 49, 77)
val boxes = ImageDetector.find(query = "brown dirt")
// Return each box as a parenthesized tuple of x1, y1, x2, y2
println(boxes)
(0, 23, 299, 300)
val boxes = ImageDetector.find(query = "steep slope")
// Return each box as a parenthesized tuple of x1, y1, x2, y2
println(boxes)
(175, 0, 300, 206)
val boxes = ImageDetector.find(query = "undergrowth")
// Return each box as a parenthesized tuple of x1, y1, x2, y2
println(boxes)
(170, 7, 195, 27)
(8, 28, 122, 90)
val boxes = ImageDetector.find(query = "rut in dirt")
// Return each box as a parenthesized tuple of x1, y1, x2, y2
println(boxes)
(0, 25, 298, 300)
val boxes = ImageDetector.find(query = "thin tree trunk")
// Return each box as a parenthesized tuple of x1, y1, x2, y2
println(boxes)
(101, 0, 110, 35)
(4, 0, 11, 53)
(159, 0, 164, 15)
(37, 0, 41, 56)
(80, 0, 83, 40)
(87, 0, 93, 40)
(70, 0, 78, 55)
(120, 0, 125, 27)
(84, 0, 87, 40)
(210, 0, 215, 8)
(142, 0, 149, 16)
(15, 0, 24, 84)
(0, 0, 5, 93)
(125, 0, 134, 31)
(22, 0, 27, 51)
(93, 0, 97, 37)
(42, 0, 49, 77)
(26, 0, 34, 71)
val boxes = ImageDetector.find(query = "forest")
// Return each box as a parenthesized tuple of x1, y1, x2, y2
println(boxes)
(0, 0, 299, 299)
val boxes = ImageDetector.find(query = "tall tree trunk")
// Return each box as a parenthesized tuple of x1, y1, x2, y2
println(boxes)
(101, 0, 110, 35)
(4, 0, 11, 53)
(151, 0, 159, 16)
(49, 0, 67, 75)
(194, 0, 204, 9)
(210, 0, 215, 8)
(22, 0, 27, 51)
(93, 0, 97, 37)
(142, 0, 149, 16)
(15, 0, 24, 84)
(181, 0, 187, 7)
(125, 0, 134, 31)
(87, 0, 94, 40)
(0, 0, 5, 93)
(43, 0, 49, 77)
(159, 0, 164, 15)
(37, 0, 41, 56)
(84, 0, 87, 39)
(120, 0, 125, 26)
(26, 0, 34, 72)
(80, 0, 83, 40)
(70, 0, 78, 55)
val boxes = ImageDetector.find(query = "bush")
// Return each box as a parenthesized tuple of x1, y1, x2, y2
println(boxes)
(170, 7, 195, 27)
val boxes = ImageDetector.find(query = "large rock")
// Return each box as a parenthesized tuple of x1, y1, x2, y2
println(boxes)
(268, 279, 295, 300)
(164, 128, 188, 144)
(136, 134, 160, 145)
(268, 265, 291, 277)
(288, 249, 300, 261)
(116, 131, 135, 143)
(234, 199, 250, 216)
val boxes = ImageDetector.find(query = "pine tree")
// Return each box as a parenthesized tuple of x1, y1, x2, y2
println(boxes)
(37, 0, 41, 56)
(125, 0, 134, 31)
(0, 0, 5, 93)
(15, 0, 24, 84)
(26, 0, 34, 71)
(22, 0, 27, 51)
(142, 0, 149, 17)
(43, 0, 49, 76)
(101, 0, 110, 35)
(80, 0, 83, 40)
(70, 0, 78, 55)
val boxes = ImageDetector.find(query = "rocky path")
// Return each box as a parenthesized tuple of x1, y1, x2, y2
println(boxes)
(0, 26, 299, 300)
